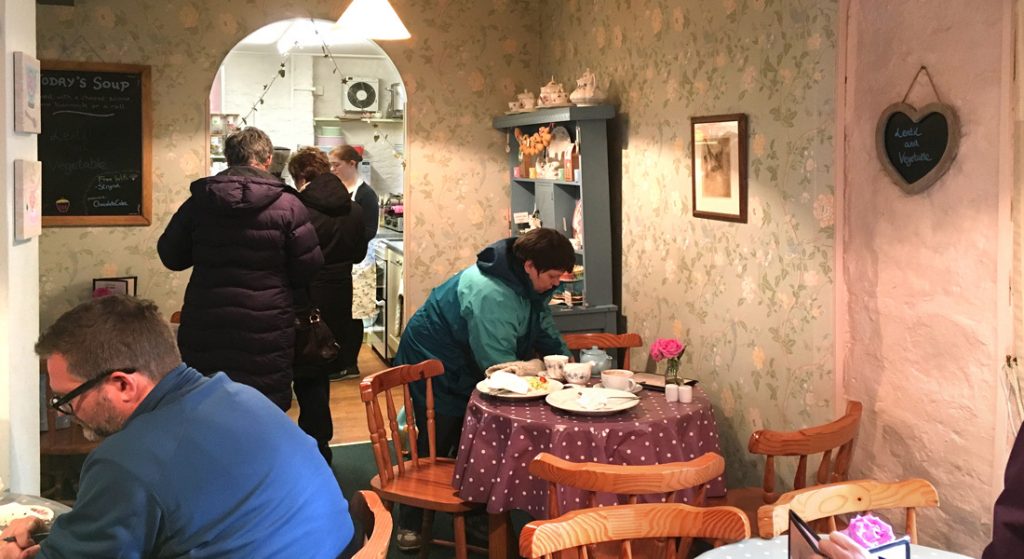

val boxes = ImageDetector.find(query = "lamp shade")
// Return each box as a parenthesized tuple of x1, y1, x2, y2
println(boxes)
(335, 0, 411, 40)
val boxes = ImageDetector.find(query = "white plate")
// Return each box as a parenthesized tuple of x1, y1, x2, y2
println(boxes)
(596, 381, 642, 394)
(546, 386, 640, 416)
(0, 503, 53, 530)
(476, 376, 563, 400)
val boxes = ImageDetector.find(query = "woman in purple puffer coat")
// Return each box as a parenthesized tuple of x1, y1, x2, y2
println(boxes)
(158, 127, 323, 410)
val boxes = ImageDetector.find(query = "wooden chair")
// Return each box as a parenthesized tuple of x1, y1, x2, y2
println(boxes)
(529, 451, 724, 557)
(529, 451, 725, 516)
(563, 332, 643, 369)
(351, 490, 393, 559)
(359, 359, 483, 559)
(707, 400, 863, 536)
(757, 478, 939, 544)
(519, 503, 750, 558)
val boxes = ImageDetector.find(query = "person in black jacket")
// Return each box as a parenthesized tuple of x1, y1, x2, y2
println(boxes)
(329, 145, 379, 379)
(289, 147, 369, 463)
(157, 127, 323, 411)
(985, 424, 1024, 558)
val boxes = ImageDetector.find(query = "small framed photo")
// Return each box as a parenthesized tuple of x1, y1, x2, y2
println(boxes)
(14, 52, 41, 134)
(692, 113, 748, 223)
(223, 114, 241, 134)
(210, 113, 225, 135)
(92, 276, 138, 298)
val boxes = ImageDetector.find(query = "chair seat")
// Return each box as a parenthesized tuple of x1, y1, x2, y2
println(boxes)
(371, 457, 478, 513)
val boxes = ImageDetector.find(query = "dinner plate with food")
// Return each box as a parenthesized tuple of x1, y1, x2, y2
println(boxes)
(476, 371, 563, 400)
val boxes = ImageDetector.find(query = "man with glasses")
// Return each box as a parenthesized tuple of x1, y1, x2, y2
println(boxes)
(0, 295, 352, 558)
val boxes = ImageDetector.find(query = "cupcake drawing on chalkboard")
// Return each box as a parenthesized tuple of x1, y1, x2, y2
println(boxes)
(55, 197, 70, 214)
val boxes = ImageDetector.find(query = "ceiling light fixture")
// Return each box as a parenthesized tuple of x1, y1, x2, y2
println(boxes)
(335, 0, 411, 41)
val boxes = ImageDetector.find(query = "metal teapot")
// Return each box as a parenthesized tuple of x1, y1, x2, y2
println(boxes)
(579, 346, 612, 375)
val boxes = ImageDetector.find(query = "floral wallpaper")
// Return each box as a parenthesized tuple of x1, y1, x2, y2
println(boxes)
(542, 0, 837, 486)
(38, 0, 836, 489)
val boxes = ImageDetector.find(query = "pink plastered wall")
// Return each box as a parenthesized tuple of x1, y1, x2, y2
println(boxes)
(839, 0, 1013, 555)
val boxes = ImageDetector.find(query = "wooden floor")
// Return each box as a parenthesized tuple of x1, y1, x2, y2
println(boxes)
(286, 343, 389, 445)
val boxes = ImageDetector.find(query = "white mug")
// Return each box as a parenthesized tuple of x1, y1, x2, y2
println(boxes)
(601, 369, 637, 391)
(563, 362, 592, 385)
(543, 355, 569, 380)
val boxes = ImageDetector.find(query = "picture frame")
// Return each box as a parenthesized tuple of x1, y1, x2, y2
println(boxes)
(14, 52, 42, 134)
(210, 113, 225, 135)
(14, 159, 42, 240)
(92, 276, 138, 298)
(692, 113, 748, 223)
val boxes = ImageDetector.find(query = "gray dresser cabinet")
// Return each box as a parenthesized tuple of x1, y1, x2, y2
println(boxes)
(492, 105, 619, 334)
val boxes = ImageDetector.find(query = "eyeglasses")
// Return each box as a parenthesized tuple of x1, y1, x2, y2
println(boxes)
(50, 368, 136, 415)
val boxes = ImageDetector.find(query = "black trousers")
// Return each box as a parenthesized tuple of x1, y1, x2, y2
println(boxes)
(398, 410, 465, 530)
(293, 373, 333, 464)
(338, 318, 364, 369)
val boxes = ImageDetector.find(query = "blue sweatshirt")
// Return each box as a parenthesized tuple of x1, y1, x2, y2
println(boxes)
(40, 364, 351, 558)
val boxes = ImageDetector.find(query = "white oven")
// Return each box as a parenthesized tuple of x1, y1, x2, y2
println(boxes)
(385, 246, 403, 359)
(367, 242, 388, 360)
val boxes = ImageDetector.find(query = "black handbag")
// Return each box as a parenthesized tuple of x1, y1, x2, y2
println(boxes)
(294, 308, 340, 365)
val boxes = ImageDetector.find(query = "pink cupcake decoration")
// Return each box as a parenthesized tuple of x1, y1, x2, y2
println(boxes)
(842, 513, 895, 548)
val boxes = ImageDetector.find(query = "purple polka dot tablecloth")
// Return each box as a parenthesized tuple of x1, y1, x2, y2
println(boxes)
(452, 385, 727, 517)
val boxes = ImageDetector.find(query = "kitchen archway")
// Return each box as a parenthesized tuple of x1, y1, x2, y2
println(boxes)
(210, 18, 406, 443)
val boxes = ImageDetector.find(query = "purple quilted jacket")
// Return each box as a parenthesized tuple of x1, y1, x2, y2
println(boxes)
(158, 166, 323, 410)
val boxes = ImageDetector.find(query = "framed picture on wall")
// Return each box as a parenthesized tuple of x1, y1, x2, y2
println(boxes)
(692, 113, 748, 223)
(92, 276, 137, 298)
(14, 52, 42, 134)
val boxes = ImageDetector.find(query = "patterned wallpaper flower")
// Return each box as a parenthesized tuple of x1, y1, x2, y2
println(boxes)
(542, 0, 837, 485)
(38, 0, 836, 488)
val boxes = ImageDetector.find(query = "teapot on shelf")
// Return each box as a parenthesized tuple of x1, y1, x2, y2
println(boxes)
(579, 346, 612, 376)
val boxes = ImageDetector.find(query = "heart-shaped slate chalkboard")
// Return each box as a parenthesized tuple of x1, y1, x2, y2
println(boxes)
(875, 102, 960, 195)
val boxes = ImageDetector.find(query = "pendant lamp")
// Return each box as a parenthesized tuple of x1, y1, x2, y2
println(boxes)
(335, 0, 411, 40)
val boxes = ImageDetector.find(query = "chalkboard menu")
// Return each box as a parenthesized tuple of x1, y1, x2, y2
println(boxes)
(875, 101, 960, 195)
(39, 61, 151, 226)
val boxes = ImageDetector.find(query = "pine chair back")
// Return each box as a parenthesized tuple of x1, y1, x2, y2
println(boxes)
(758, 478, 939, 544)
(529, 451, 725, 517)
(563, 332, 644, 369)
(360, 359, 442, 483)
(706, 400, 863, 536)
(351, 490, 393, 559)
(359, 359, 482, 559)
(519, 503, 750, 558)
(529, 452, 725, 557)
(749, 400, 863, 503)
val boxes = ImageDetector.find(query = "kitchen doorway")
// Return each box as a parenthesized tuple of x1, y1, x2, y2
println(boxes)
(210, 18, 407, 365)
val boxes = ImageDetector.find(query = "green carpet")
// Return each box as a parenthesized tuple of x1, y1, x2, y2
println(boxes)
(330, 442, 532, 559)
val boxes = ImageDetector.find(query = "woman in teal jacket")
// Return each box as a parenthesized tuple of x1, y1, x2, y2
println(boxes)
(392, 228, 574, 548)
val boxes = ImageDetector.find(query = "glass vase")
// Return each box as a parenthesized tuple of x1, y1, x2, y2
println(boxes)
(665, 358, 680, 385)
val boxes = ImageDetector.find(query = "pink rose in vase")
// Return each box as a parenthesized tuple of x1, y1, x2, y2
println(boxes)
(649, 338, 687, 384)
(649, 338, 685, 362)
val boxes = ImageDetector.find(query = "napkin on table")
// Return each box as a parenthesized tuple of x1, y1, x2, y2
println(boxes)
(576, 391, 608, 410)
(486, 371, 530, 394)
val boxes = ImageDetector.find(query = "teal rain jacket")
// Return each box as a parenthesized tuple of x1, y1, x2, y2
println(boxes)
(394, 237, 569, 416)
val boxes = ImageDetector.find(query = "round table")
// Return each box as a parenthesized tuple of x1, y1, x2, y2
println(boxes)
(453, 384, 726, 518)
(695, 535, 972, 559)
